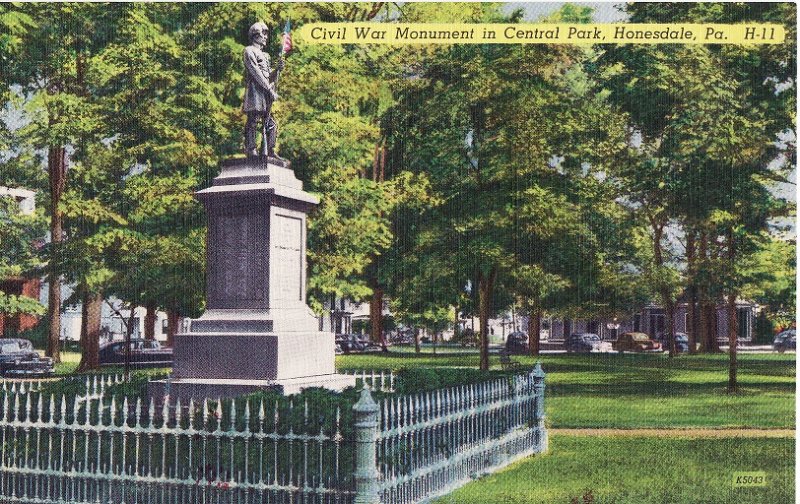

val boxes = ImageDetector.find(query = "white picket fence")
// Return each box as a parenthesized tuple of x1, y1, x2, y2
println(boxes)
(0, 366, 546, 504)
(341, 370, 396, 393)
(3, 369, 393, 396)
(0, 373, 125, 396)
(367, 365, 547, 503)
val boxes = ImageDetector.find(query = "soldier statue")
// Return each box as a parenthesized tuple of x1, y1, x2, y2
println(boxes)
(243, 22, 285, 159)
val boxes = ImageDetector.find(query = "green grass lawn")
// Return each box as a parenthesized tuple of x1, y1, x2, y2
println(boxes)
(54, 351, 81, 375)
(53, 351, 170, 376)
(337, 349, 795, 429)
(435, 435, 795, 504)
(51, 347, 795, 429)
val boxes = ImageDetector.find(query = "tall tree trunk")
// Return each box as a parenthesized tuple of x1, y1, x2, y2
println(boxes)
(663, 296, 676, 357)
(528, 303, 542, 357)
(726, 292, 739, 393)
(124, 304, 137, 380)
(702, 300, 720, 352)
(477, 267, 496, 371)
(453, 304, 460, 342)
(413, 327, 420, 354)
(144, 302, 156, 341)
(77, 291, 102, 372)
(697, 229, 719, 353)
(685, 228, 699, 354)
(698, 289, 708, 353)
(651, 220, 676, 357)
(46, 146, 67, 363)
(166, 310, 179, 348)
(726, 228, 738, 393)
(370, 284, 386, 350)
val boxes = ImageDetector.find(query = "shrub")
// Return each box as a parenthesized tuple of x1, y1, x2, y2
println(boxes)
(394, 367, 516, 395)
(103, 372, 168, 401)
(38, 375, 89, 397)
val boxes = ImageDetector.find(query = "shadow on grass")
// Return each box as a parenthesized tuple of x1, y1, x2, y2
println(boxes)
(339, 351, 797, 399)
(548, 377, 795, 398)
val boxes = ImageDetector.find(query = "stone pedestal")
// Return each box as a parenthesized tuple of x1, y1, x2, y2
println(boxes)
(149, 156, 354, 401)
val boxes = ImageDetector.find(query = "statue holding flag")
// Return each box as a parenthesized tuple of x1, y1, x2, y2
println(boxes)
(243, 21, 292, 158)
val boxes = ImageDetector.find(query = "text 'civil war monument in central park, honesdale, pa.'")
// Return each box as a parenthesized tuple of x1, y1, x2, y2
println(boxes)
(149, 22, 355, 403)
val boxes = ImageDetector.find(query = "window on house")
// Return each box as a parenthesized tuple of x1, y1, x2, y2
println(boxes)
(737, 308, 749, 340)
(649, 314, 665, 337)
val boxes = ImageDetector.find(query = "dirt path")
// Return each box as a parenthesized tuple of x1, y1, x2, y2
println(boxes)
(550, 428, 795, 438)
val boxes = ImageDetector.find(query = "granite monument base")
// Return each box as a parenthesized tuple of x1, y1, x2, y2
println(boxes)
(172, 331, 336, 380)
(147, 154, 357, 406)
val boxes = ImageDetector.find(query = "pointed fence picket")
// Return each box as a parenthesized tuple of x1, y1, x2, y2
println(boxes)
(0, 387, 355, 503)
(358, 364, 547, 504)
(340, 370, 396, 392)
(0, 366, 546, 504)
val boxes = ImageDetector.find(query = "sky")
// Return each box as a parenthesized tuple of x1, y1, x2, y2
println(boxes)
(505, 1, 628, 22)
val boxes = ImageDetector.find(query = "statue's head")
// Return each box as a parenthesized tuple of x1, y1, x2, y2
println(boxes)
(248, 22, 270, 45)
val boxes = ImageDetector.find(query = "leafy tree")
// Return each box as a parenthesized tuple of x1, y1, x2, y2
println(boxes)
(5, 3, 122, 362)
(0, 197, 47, 324)
(388, 4, 646, 367)
(601, 3, 795, 389)
(739, 234, 796, 328)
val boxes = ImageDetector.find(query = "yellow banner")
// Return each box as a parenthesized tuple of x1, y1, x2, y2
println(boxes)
(297, 23, 785, 45)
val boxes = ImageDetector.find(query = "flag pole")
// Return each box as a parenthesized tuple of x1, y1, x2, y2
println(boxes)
(274, 19, 291, 95)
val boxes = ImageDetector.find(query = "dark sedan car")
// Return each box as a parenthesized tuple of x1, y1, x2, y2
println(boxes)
(98, 339, 173, 367)
(335, 334, 382, 354)
(335, 334, 362, 353)
(773, 330, 796, 353)
(657, 332, 690, 353)
(566, 333, 614, 353)
(505, 332, 529, 354)
(0, 338, 54, 377)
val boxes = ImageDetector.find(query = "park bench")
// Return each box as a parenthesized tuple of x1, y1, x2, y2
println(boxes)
(498, 350, 522, 371)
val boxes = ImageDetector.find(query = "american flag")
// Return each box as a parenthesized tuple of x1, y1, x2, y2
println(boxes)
(281, 20, 292, 55)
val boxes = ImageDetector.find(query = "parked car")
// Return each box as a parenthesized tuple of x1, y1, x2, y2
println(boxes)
(505, 332, 529, 354)
(656, 332, 690, 353)
(335, 334, 361, 353)
(455, 328, 478, 347)
(0, 338, 54, 377)
(389, 330, 414, 345)
(773, 330, 796, 353)
(566, 333, 613, 353)
(98, 339, 173, 367)
(673, 333, 690, 353)
(615, 332, 662, 353)
(335, 334, 382, 354)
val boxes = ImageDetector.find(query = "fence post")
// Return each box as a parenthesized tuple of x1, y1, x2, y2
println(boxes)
(532, 362, 548, 453)
(353, 388, 380, 504)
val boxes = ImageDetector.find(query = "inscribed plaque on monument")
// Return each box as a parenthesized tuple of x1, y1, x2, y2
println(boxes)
(210, 211, 268, 307)
(272, 213, 303, 301)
